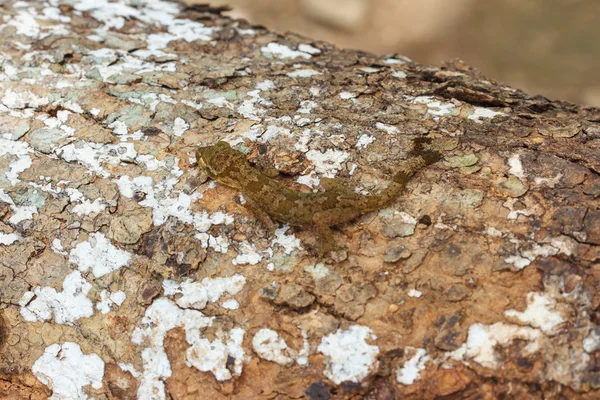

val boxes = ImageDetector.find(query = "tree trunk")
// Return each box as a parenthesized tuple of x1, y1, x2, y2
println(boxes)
(0, 1, 599, 399)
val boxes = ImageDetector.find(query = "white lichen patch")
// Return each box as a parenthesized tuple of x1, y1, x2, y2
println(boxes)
(255, 79, 276, 91)
(412, 96, 457, 118)
(236, 89, 273, 121)
(69, 232, 132, 277)
(396, 347, 429, 385)
(359, 67, 380, 74)
(503, 254, 531, 270)
(253, 328, 309, 367)
(252, 328, 295, 366)
(287, 69, 322, 78)
(235, 27, 256, 35)
(467, 107, 505, 122)
(37, 109, 76, 136)
(356, 133, 376, 149)
(32, 342, 104, 400)
(504, 292, 564, 335)
(230, 124, 263, 143)
(298, 44, 321, 55)
(163, 274, 246, 310)
(508, 153, 525, 179)
(260, 125, 291, 142)
(448, 322, 541, 370)
(56, 141, 137, 178)
(339, 91, 357, 100)
(207, 96, 234, 109)
(297, 100, 317, 114)
(145, 20, 214, 52)
(502, 198, 535, 221)
(4, 1, 73, 40)
(375, 122, 398, 135)
(296, 171, 321, 189)
(504, 243, 557, 269)
(305, 148, 350, 178)
(51, 238, 68, 255)
(297, 329, 310, 365)
(4, 10, 41, 38)
(108, 120, 144, 142)
(67, 188, 107, 216)
(293, 127, 318, 152)
(348, 163, 357, 175)
(0, 133, 33, 185)
(583, 329, 600, 353)
(118, 362, 141, 378)
(317, 325, 380, 384)
(20, 271, 94, 325)
(207, 234, 230, 253)
(172, 117, 189, 137)
(186, 327, 247, 381)
(504, 235, 576, 270)
(1, 88, 48, 110)
(115, 175, 233, 234)
(135, 154, 168, 172)
(271, 226, 302, 254)
(295, 116, 311, 127)
(96, 289, 127, 314)
(261, 42, 313, 60)
(132, 298, 247, 399)
(125, 93, 171, 112)
(384, 58, 406, 65)
(132, 299, 208, 399)
(232, 241, 263, 265)
(221, 299, 239, 310)
(0, 232, 19, 245)
(75, 0, 214, 42)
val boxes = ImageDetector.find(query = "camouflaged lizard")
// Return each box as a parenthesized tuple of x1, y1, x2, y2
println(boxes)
(197, 137, 444, 256)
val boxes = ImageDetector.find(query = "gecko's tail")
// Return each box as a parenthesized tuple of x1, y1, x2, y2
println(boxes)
(368, 137, 445, 210)
(365, 136, 450, 211)
(391, 137, 444, 184)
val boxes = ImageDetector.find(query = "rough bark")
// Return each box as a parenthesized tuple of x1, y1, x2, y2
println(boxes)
(0, 1, 599, 399)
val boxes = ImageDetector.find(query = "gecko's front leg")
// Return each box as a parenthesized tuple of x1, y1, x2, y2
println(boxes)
(244, 197, 277, 233)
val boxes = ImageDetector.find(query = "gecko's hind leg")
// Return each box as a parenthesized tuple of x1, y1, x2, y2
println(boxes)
(313, 208, 361, 257)
(244, 197, 277, 234)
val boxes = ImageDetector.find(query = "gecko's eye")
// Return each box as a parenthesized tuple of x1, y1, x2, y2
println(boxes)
(197, 149, 208, 165)
(197, 148, 216, 173)
(198, 141, 246, 178)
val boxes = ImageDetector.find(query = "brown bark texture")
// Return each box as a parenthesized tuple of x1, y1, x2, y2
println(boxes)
(0, 1, 599, 399)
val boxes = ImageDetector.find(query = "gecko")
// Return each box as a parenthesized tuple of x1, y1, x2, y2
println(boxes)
(197, 137, 445, 256)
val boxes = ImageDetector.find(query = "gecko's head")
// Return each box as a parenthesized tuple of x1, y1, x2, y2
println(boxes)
(197, 141, 246, 180)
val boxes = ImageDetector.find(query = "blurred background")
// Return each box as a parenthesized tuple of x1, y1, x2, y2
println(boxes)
(196, 0, 600, 107)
